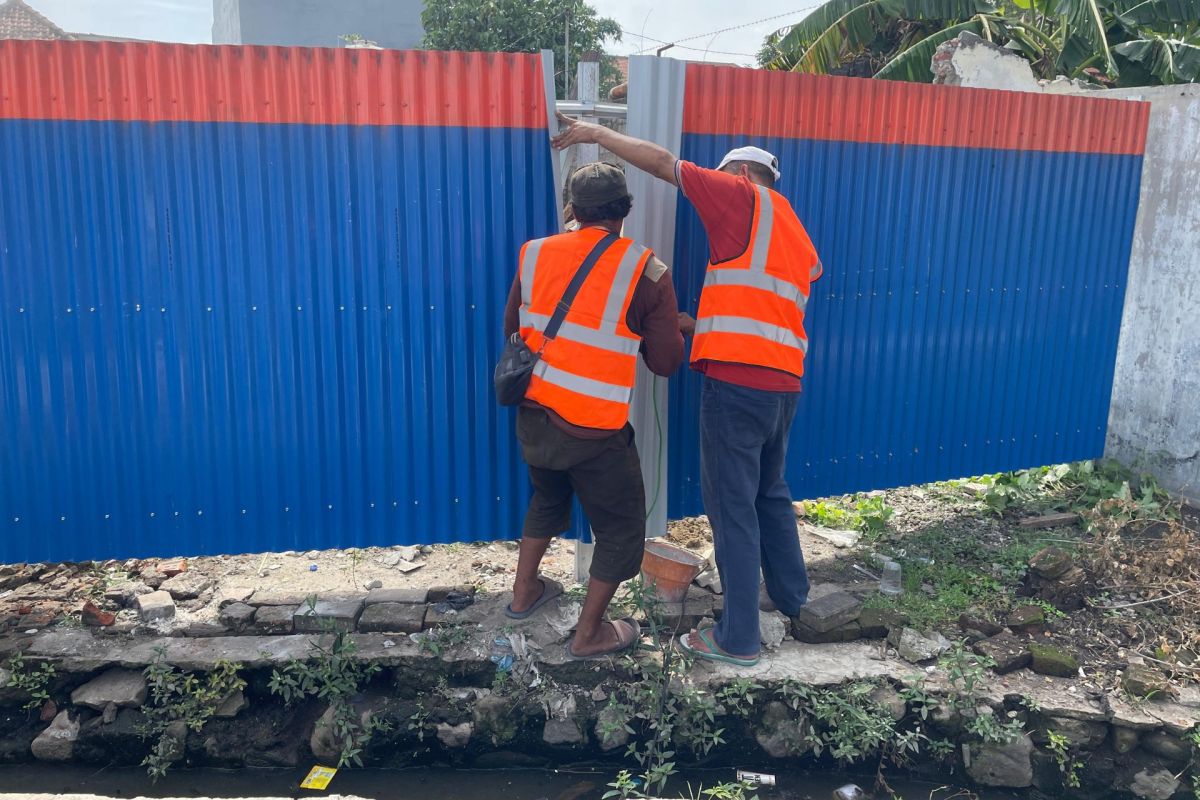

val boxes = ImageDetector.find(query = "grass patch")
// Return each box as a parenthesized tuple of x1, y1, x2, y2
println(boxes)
(865, 524, 1065, 630)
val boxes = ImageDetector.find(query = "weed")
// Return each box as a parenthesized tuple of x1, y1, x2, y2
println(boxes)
(414, 625, 471, 657)
(2, 652, 55, 712)
(1022, 598, 1067, 621)
(408, 700, 430, 741)
(268, 630, 389, 768)
(802, 496, 895, 539)
(938, 643, 1023, 745)
(139, 650, 245, 780)
(715, 678, 761, 717)
(1045, 730, 1083, 789)
(977, 460, 1169, 518)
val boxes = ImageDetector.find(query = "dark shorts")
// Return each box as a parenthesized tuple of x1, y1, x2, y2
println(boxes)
(516, 406, 646, 584)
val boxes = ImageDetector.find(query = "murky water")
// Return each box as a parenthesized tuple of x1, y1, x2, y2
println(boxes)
(0, 764, 1019, 800)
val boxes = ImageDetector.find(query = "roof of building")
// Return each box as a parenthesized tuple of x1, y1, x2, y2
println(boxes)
(0, 0, 73, 40)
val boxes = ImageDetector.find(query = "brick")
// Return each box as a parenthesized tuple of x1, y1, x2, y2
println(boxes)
(1017, 512, 1079, 530)
(357, 602, 426, 634)
(365, 587, 428, 606)
(294, 597, 364, 634)
(252, 604, 296, 634)
(793, 591, 861, 634)
(135, 591, 175, 622)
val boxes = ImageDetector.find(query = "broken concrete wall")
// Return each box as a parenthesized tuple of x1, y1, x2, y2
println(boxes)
(944, 38, 1200, 499)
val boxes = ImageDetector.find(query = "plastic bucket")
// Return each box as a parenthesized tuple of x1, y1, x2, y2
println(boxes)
(640, 540, 705, 603)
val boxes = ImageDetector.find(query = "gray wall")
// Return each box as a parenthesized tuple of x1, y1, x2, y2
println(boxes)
(213, 0, 423, 49)
(1100, 85, 1200, 500)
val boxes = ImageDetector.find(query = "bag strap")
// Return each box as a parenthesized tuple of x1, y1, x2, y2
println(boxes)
(541, 231, 620, 344)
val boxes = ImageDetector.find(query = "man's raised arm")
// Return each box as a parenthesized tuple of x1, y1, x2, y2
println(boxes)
(551, 112, 678, 186)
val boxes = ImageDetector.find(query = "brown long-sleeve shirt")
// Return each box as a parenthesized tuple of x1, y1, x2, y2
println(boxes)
(504, 241, 684, 439)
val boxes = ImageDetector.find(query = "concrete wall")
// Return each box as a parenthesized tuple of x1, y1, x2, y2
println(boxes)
(947, 41, 1200, 498)
(1099, 84, 1200, 499)
(212, 0, 424, 49)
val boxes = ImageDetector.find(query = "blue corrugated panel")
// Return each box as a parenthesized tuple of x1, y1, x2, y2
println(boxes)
(0, 43, 559, 563)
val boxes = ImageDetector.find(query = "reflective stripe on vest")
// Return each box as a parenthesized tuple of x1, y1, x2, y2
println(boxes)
(519, 237, 545, 307)
(518, 308, 641, 356)
(532, 360, 632, 404)
(695, 315, 808, 353)
(748, 184, 774, 273)
(703, 265, 809, 314)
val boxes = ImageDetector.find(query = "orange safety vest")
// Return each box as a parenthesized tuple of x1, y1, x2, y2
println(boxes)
(691, 184, 822, 378)
(518, 228, 651, 430)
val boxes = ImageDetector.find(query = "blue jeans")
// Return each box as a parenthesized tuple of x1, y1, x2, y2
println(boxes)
(700, 376, 810, 657)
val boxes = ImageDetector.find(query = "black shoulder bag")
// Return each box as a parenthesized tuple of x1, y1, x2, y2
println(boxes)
(494, 232, 619, 406)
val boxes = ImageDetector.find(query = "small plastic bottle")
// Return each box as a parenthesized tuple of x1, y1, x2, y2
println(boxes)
(879, 560, 903, 597)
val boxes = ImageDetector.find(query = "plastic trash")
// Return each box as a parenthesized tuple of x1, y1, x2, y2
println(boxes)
(299, 765, 338, 790)
(879, 560, 903, 596)
(490, 635, 515, 671)
(832, 784, 867, 800)
(736, 770, 776, 787)
(309, 564, 318, 572)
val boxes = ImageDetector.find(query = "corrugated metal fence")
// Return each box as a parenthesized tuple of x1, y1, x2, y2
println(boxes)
(0, 45, 1152, 562)
(0, 42, 559, 563)
(623, 59, 1150, 519)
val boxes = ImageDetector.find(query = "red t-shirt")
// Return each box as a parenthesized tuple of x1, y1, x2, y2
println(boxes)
(676, 160, 815, 393)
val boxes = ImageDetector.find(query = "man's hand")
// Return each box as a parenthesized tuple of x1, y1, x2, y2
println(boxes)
(678, 312, 697, 337)
(551, 111, 606, 151)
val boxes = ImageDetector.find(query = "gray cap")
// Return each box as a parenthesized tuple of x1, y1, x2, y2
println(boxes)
(568, 162, 630, 208)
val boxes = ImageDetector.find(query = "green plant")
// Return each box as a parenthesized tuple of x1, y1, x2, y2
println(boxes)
(1023, 598, 1067, 621)
(408, 700, 430, 741)
(414, 625, 472, 657)
(715, 678, 762, 717)
(139, 651, 245, 780)
(268, 631, 389, 768)
(938, 643, 1023, 745)
(2, 652, 55, 712)
(685, 780, 762, 800)
(760, 0, 1200, 85)
(856, 495, 895, 538)
(1046, 730, 1083, 789)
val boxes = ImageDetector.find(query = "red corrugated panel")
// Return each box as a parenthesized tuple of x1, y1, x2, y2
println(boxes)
(0, 40, 547, 128)
(683, 64, 1149, 155)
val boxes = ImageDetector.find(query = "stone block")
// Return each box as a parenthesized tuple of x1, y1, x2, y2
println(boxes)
(294, 597, 365, 634)
(792, 591, 861, 634)
(759, 611, 789, 649)
(1111, 727, 1141, 754)
(793, 620, 861, 644)
(218, 602, 256, 631)
(436, 721, 473, 749)
(71, 668, 149, 710)
(658, 591, 714, 631)
(364, 587, 429, 605)
(1141, 731, 1190, 763)
(965, 734, 1033, 788)
(81, 601, 116, 628)
(1130, 768, 1180, 800)
(959, 612, 1005, 638)
(31, 710, 79, 762)
(859, 607, 907, 639)
(251, 605, 296, 634)
(894, 628, 951, 663)
(213, 689, 247, 719)
(1028, 546, 1073, 580)
(357, 602, 426, 634)
(1033, 715, 1109, 748)
(428, 585, 476, 604)
(973, 632, 1031, 674)
(1005, 605, 1047, 635)
(1122, 664, 1170, 699)
(1028, 643, 1078, 677)
(135, 590, 175, 622)
(159, 572, 215, 601)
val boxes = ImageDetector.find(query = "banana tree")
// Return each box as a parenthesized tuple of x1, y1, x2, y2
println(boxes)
(759, 0, 1200, 84)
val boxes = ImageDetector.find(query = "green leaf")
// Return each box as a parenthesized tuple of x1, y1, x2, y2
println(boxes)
(873, 18, 985, 80)
(1056, 0, 1118, 75)
(1114, 36, 1200, 80)
(1115, 0, 1200, 26)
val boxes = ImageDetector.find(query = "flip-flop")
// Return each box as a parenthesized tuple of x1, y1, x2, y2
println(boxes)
(504, 576, 564, 619)
(678, 626, 759, 667)
(566, 617, 641, 660)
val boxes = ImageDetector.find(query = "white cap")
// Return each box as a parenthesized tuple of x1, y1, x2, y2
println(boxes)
(717, 146, 781, 181)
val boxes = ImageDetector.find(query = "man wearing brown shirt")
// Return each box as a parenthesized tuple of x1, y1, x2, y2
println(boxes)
(502, 163, 684, 658)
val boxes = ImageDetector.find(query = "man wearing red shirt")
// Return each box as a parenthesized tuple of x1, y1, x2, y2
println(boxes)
(552, 114, 822, 666)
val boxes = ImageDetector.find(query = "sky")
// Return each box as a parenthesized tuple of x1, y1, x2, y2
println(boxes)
(25, 0, 819, 66)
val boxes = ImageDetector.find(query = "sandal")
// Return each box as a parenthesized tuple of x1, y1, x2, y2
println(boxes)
(567, 617, 641, 660)
(504, 577, 564, 619)
(678, 626, 759, 667)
